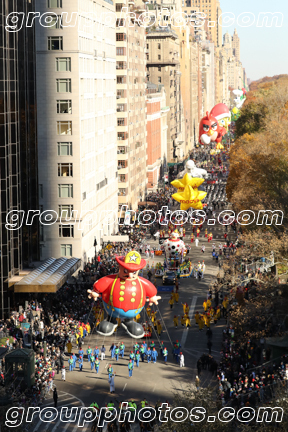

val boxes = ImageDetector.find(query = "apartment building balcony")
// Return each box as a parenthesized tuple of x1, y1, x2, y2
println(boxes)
(118, 195, 128, 204)
(117, 166, 129, 175)
(117, 124, 129, 133)
(118, 181, 129, 189)
(117, 152, 128, 161)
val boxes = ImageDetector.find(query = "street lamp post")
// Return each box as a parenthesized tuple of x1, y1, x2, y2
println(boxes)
(94, 238, 97, 266)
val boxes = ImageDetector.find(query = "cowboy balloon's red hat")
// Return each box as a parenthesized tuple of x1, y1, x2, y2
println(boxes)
(115, 251, 146, 271)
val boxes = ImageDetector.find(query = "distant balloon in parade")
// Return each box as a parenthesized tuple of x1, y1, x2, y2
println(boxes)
(171, 173, 207, 210)
(199, 111, 219, 145)
(177, 159, 208, 180)
(161, 231, 186, 260)
(210, 103, 231, 132)
(233, 89, 246, 109)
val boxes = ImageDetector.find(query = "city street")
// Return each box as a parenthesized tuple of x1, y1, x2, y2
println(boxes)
(26, 215, 234, 432)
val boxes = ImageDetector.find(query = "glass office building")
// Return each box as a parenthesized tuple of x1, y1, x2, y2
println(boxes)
(0, 0, 38, 318)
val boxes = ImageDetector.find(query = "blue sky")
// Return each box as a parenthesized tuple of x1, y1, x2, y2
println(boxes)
(219, 0, 288, 81)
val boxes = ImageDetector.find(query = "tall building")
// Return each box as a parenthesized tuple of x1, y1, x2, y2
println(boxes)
(232, 28, 240, 62)
(35, 0, 118, 262)
(146, 83, 167, 189)
(186, 0, 221, 47)
(201, 40, 215, 113)
(146, 27, 185, 164)
(176, 26, 191, 153)
(115, 0, 147, 210)
(216, 1, 222, 48)
(176, 25, 200, 151)
(0, 0, 38, 318)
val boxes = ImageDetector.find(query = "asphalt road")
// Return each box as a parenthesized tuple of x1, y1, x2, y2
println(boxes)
(25, 214, 236, 432)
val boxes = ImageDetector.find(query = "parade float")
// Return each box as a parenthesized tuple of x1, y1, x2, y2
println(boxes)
(179, 260, 193, 278)
(87, 251, 161, 338)
(161, 231, 186, 267)
(155, 263, 164, 278)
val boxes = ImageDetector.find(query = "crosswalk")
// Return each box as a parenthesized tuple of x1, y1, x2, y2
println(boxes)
(26, 391, 88, 432)
(23, 391, 142, 432)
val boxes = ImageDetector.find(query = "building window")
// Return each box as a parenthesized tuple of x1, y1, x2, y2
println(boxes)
(117, 118, 125, 126)
(59, 225, 74, 238)
(82, 192, 86, 201)
(117, 76, 126, 84)
(59, 205, 73, 218)
(158, 43, 161, 49)
(47, 15, 62, 29)
(58, 142, 72, 156)
(117, 146, 126, 154)
(118, 160, 127, 169)
(116, 4, 124, 11)
(117, 90, 124, 99)
(56, 57, 71, 71)
(48, 36, 63, 50)
(116, 47, 125, 55)
(61, 244, 72, 257)
(57, 100, 72, 114)
(56, 78, 71, 93)
(58, 184, 73, 198)
(158, 55, 161, 60)
(119, 174, 126, 182)
(48, 0, 62, 7)
(116, 33, 126, 41)
(158, 77, 161, 83)
(96, 178, 108, 191)
(146, 44, 149, 49)
(57, 121, 72, 135)
(116, 19, 124, 27)
(118, 188, 127, 196)
(39, 184, 43, 198)
(146, 54, 149, 60)
(116, 61, 127, 70)
(158, 66, 161, 72)
(58, 163, 73, 177)
(117, 104, 126, 112)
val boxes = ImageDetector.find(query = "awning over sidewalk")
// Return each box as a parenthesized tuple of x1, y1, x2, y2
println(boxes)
(138, 201, 157, 206)
(14, 257, 81, 293)
(101, 235, 129, 243)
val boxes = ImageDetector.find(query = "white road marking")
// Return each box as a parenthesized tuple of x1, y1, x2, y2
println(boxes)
(41, 396, 74, 407)
(123, 383, 127, 392)
(180, 296, 197, 348)
(51, 422, 71, 432)
(31, 391, 85, 432)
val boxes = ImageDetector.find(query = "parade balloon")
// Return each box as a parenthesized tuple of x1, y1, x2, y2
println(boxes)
(233, 89, 246, 109)
(87, 251, 161, 339)
(210, 103, 231, 132)
(171, 173, 207, 210)
(161, 231, 186, 260)
(177, 159, 208, 180)
(199, 111, 219, 145)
